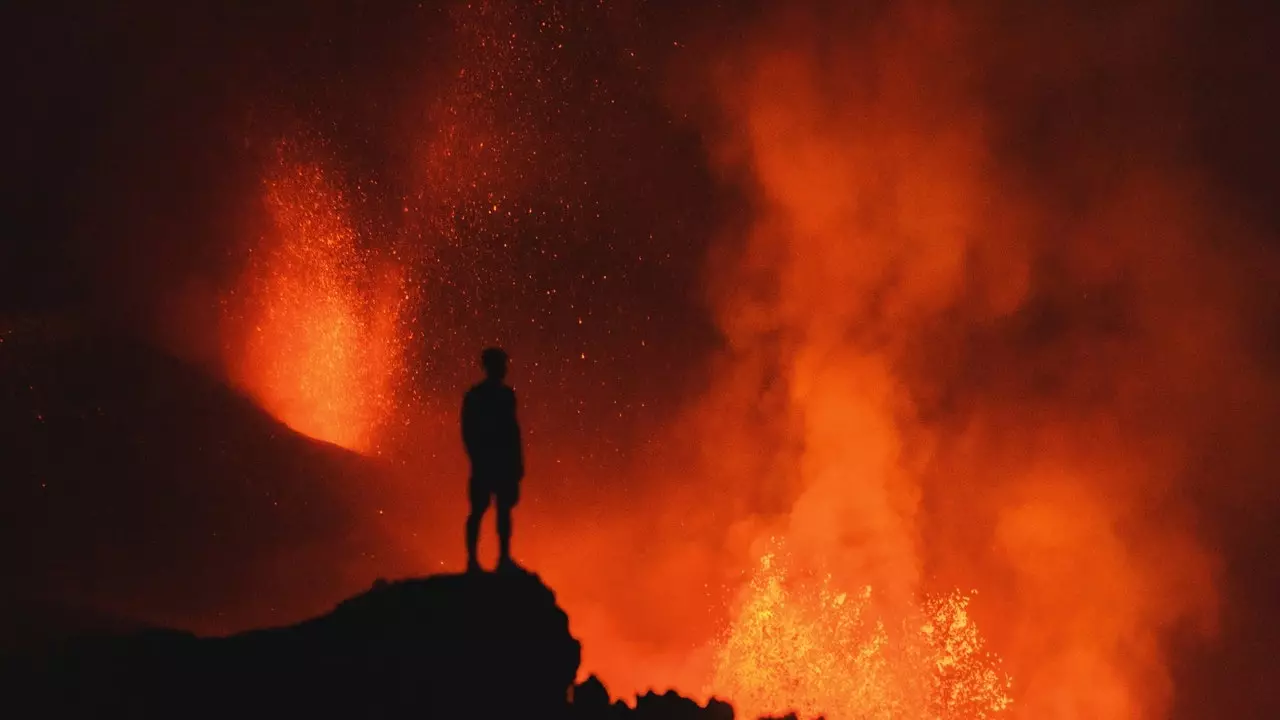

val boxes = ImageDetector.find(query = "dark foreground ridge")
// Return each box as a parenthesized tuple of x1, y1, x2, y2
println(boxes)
(2, 569, 802, 720)
(5, 570, 580, 719)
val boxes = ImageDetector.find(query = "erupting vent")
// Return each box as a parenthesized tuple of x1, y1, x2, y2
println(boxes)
(221, 141, 407, 453)
(712, 544, 1012, 720)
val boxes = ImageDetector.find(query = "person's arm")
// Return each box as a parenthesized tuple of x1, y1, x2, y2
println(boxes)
(461, 391, 477, 458)
(512, 390, 524, 480)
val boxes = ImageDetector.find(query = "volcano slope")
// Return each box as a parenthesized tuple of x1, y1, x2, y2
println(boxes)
(0, 320, 415, 647)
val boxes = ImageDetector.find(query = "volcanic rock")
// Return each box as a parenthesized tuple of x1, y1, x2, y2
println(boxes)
(572, 676, 740, 720)
(4, 569, 581, 719)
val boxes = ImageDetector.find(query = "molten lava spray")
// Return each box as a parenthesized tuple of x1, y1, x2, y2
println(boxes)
(221, 140, 407, 454)
(713, 542, 1011, 719)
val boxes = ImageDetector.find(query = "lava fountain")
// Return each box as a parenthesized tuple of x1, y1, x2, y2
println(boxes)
(220, 139, 407, 454)
(712, 543, 1011, 720)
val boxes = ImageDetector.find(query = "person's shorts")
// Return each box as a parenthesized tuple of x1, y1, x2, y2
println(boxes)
(469, 474, 519, 510)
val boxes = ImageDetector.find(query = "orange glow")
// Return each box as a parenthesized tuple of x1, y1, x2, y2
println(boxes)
(221, 141, 406, 454)
(670, 2, 1222, 718)
(712, 544, 1011, 720)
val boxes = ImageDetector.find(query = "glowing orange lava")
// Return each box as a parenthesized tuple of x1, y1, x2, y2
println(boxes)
(222, 142, 406, 454)
(710, 544, 1012, 720)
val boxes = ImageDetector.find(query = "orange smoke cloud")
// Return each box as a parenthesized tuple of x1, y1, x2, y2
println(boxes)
(220, 140, 407, 454)
(672, 2, 1251, 718)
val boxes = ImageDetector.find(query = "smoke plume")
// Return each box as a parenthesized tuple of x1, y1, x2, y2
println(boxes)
(668, 1, 1280, 717)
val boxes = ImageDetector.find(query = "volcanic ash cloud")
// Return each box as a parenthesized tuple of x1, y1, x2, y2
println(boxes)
(684, 2, 1260, 718)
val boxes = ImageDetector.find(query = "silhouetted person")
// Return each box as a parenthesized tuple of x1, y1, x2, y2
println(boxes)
(462, 347, 524, 572)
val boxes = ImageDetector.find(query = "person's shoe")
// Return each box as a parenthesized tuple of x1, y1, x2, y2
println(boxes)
(497, 556, 519, 574)
(467, 558, 483, 574)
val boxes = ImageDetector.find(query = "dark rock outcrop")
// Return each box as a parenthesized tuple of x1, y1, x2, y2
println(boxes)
(4, 569, 581, 719)
(572, 676, 739, 720)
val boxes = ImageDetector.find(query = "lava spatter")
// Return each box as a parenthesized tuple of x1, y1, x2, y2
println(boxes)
(222, 139, 407, 454)
(712, 543, 1013, 720)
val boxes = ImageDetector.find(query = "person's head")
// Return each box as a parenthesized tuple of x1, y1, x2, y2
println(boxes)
(481, 347, 509, 381)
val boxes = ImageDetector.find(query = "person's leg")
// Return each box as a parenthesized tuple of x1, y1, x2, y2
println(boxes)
(496, 481, 519, 568)
(497, 502, 512, 565)
(466, 478, 490, 571)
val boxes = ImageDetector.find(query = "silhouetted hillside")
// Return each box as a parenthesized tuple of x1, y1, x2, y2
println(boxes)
(0, 320, 414, 642)
(0, 596, 148, 660)
(3, 570, 579, 719)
